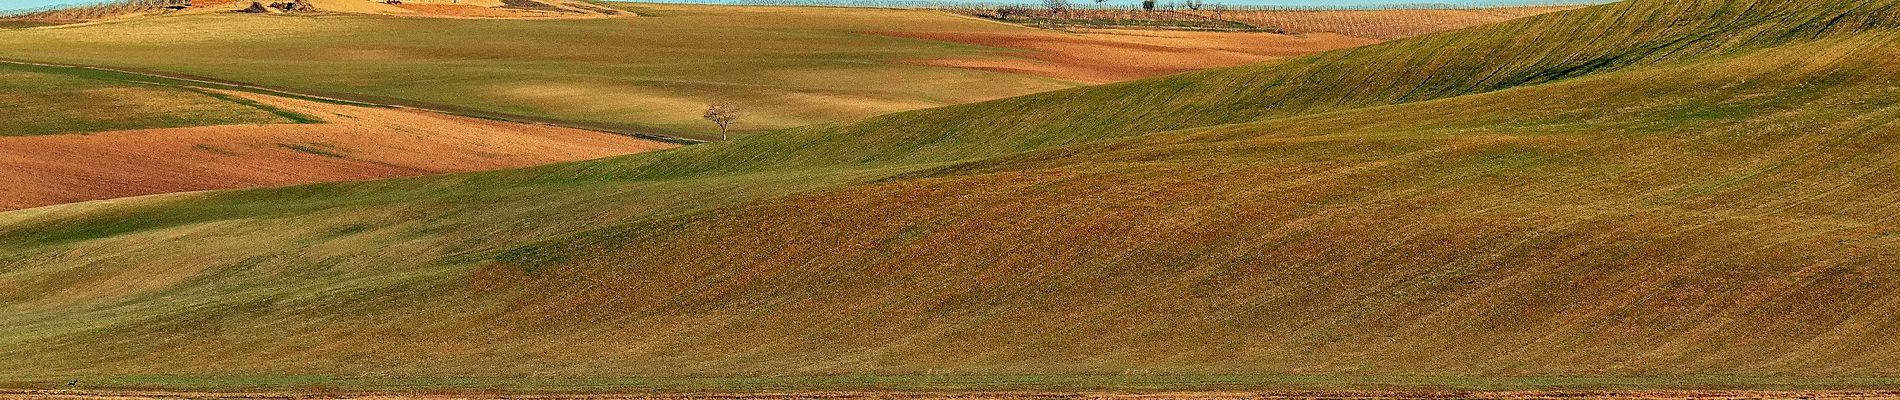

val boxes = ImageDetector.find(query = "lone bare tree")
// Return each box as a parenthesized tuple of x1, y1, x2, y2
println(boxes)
(1044, 0, 1068, 14)
(702, 102, 741, 141)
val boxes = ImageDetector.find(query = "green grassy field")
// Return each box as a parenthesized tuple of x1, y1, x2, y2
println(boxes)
(7, 0, 1900, 392)
(0, 4, 1079, 139)
(0, 62, 299, 136)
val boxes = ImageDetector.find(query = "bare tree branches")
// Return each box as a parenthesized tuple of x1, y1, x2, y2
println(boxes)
(703, 102, 742, 141)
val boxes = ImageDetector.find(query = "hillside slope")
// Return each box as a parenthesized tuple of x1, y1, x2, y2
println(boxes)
(0, 5, 1080, 139)
(1, 88, 673, 210)
(0, 60, 674, 211)
(7, 0, 1900, 391)
(0, 3, 1368, 139)
(492, 33, 1900, 382)
(0, 62, 293, 136)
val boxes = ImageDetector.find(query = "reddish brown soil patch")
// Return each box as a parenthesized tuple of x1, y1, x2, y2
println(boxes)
(0, 91, 676, 211)
(885, 28, 1374, 83)
(391, 3, 539, 17)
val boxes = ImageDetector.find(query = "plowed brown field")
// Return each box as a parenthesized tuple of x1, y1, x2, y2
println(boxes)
(885, 29, 1375, 83)
(0, 90, 675, 211)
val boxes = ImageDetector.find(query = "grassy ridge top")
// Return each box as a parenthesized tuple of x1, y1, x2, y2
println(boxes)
(7, 0, 1900, 391)
(617, 0, 1900, 176)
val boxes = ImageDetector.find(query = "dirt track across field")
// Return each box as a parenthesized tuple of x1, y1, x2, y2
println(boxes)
(0, 90, 676, 211)
(8, 390, 1900, 400)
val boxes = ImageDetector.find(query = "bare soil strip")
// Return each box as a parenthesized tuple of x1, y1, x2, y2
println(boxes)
(896, 5, 1583, 83)
(0, 89, 676, 211)
(7, 390, 1900, 400)
(883, 29, 1375, 83)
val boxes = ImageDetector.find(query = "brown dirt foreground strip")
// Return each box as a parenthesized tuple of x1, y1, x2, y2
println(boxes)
(0, 91, 676, 211)
(8, 391, 1900, 400)
(884, 29, 1376, 83)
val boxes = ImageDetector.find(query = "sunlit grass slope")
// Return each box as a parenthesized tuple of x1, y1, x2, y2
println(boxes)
(7, 0, 1900, 391)
(0, 63, 295, 136)
(0, 4, 1078, 139)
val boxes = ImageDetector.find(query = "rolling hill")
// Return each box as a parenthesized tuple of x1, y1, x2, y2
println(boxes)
(0, 61, 675, 211)
(0, 1, 1379, 212)
(0, 3, 1369, 139)
(0, 62, 296, 136)
(0, 87, 675, 211)
(6, 0, 1900, 393)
